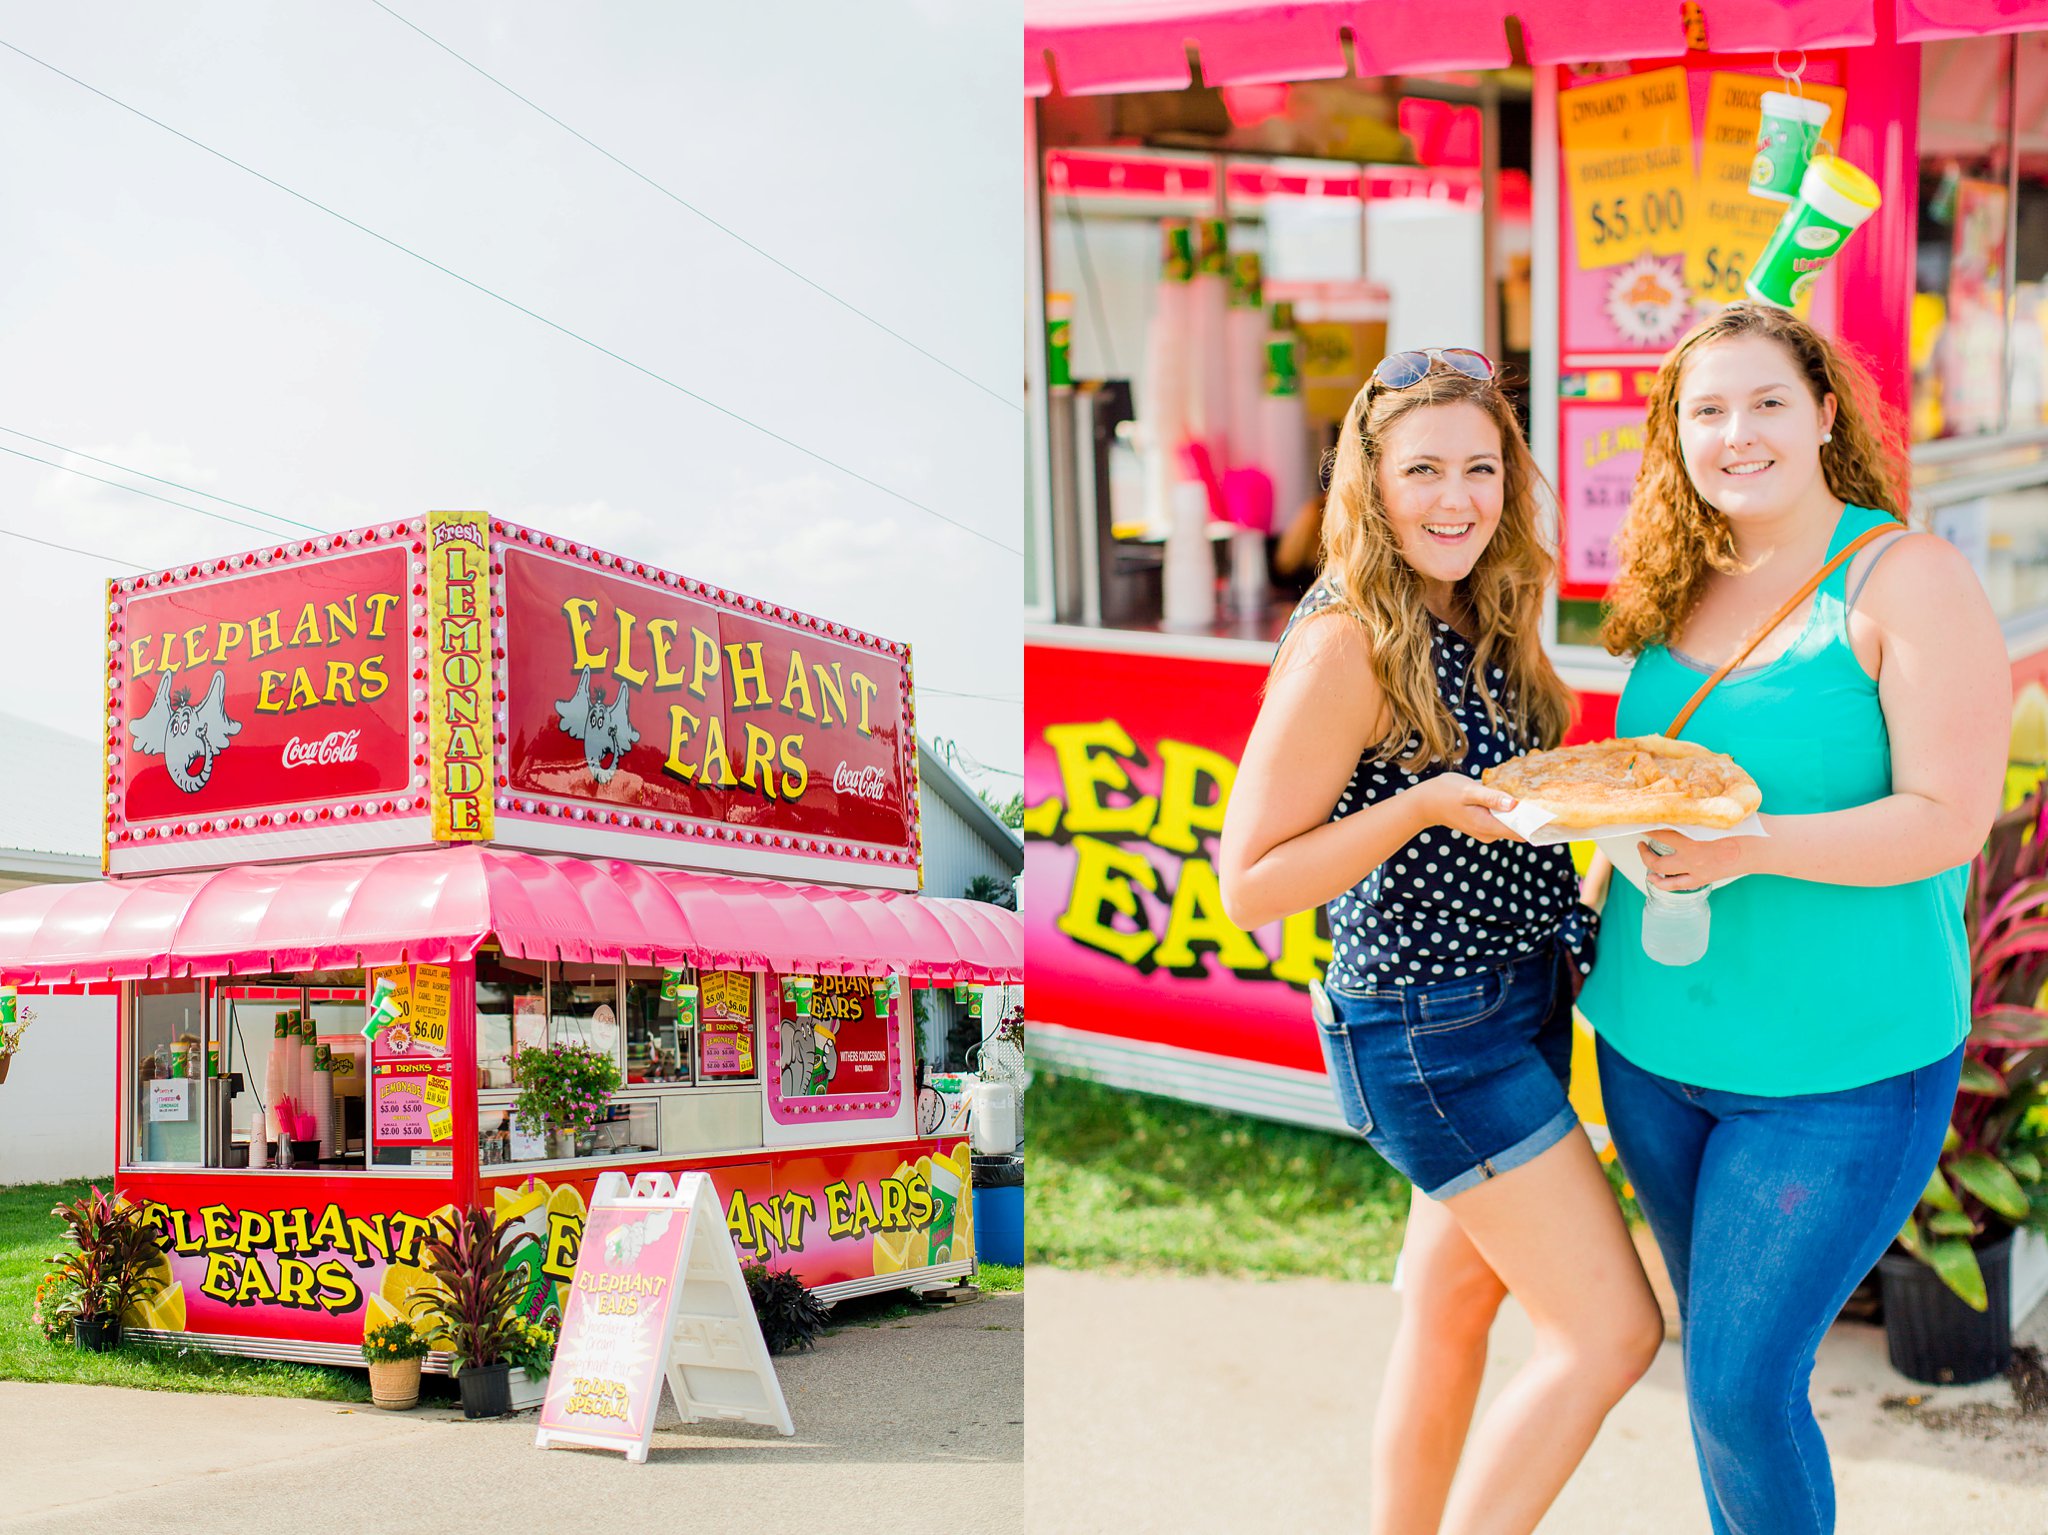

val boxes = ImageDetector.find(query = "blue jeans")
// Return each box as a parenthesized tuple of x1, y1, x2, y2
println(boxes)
(1596, 1036, 1964, 1535)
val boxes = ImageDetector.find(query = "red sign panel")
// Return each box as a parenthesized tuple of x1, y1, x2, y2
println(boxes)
(496, 540, 916, 867)
(105, 539, 423, 869)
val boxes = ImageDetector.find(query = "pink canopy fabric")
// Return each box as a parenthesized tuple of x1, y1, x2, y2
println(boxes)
(1025, 0, 1886, 97)
(0, 847, 1022, 985)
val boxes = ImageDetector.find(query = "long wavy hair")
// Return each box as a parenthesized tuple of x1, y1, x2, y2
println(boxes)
(1318, 366, 1575, 772)
(1600, 302, 1907, 656)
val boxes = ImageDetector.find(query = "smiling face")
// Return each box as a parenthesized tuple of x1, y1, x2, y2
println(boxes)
(1374, 399, 1505, 603)
(1676, 334, 1837, 526)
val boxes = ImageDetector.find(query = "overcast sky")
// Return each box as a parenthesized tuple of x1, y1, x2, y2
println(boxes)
(0, 2, 1021, 813)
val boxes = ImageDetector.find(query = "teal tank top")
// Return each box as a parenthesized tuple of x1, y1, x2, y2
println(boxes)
(1577, 503, 1969, 1096)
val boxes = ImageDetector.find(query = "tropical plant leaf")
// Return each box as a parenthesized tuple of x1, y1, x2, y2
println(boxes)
(1951, 1151, 2033, 1222)
(1923, 1236, 1989, 1312)
(1971, 1006, 2048, 1047)
(1973, 921, 2048, 981)
(1958, 1057, 2010, 1097)
(1943, 1123, 1962, 1156)
(1927, 1208, 1977, 1237)
(1918, 1165, 1963, 1213)
(1896, 1216, 1925, 1260)
(2009, 1150, 2043, 1185)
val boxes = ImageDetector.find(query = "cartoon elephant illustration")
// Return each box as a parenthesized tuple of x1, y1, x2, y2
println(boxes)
(555, 667, 640, 784)
(131, 671, 241, 793)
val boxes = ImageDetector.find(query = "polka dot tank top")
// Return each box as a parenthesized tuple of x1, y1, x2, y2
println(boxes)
(1283, 585, 1596, 991)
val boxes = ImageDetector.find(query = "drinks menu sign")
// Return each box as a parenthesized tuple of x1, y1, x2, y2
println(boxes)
(370, 965, 455, 1148)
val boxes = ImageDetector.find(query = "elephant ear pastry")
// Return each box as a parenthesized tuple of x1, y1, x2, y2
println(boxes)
(1481, 735, 1761, 830)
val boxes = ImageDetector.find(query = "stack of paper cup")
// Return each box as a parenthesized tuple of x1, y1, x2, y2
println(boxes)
(1162, 481, 1217, 631)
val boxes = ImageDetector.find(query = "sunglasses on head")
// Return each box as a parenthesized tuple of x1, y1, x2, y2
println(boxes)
(1368, 348, 1496, 393)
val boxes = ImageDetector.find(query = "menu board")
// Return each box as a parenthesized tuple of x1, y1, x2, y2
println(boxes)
(1559, 67, 1694, 271)
(370, 964, 456, 1148)
(699, 970, 755, 1078)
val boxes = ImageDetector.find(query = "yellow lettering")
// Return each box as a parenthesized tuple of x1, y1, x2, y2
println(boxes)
(779, 650, 817, 720)
(814, 662, 846, 726)
(701, 714, 735, 787)
(365, 592, 399, 640)
(1057, 835, 1159, 965)
(741, 723, 778, 795)
(1046, 720, 1157, 836)
(850, 672, 880, 735)
(359, 654, 389, 702)
(182, 626, 212, 667)
(690, 628, 720, 701)
(665, 706, 701, 781)
(779, 733, 809, 799)
(322, 661, 358, 704)
(249, 610, 282, 659)
(649, 620, 686, 687)
(725, 642, 768, 708)
(290, 603, 320, 647)
(324, 597, 358, 641)
(614, 608, 648, 686)
(1154, 859, 1269, 974)
(1150, 739, 1236, 855)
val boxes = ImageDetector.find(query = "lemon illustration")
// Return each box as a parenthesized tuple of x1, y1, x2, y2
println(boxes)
(873, 1226, 918, 1275)
(126, 1280, 186, 1332)
(2013, 683, 2048, 765)
(363, 1291, 402, 1342)
(494, 1182, 546, 1227)
(545, 1181, 586, 1225)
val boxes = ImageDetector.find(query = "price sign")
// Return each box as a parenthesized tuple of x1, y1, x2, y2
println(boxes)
(1561, 67, 1694, 270)
(1686, 73, 1845, 305)
(1559, 403, 1649, 599)
(409, 965, 452, 1052)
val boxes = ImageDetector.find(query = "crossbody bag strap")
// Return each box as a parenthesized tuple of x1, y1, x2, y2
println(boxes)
(1663, 523, 1897, 740)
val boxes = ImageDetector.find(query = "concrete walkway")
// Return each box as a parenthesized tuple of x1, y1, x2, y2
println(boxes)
(0, 1293, 1022, 1535)
(1026, 1270, 2048, 1533)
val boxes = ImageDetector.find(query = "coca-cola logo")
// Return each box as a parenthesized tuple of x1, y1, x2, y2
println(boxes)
(832, 763, 889, 802)
(281, 730, 362, 769)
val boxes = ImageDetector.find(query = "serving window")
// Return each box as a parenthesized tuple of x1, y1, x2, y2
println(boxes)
(475, 955, 768, 1170)
(123, 973, 404, 1174)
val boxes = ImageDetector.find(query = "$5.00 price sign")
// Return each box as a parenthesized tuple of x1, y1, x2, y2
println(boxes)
(1561, 67, 1694, 270)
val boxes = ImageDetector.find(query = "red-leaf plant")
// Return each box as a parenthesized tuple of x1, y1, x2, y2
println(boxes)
(406, 1206, 525, 1374)
(47, 1186, 167, 1327)
(1901, 786, 2048, 1310)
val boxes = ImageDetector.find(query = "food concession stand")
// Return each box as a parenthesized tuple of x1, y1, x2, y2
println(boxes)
(1022, 1, 2048, 1125)
(0, 511, 1021, 1369)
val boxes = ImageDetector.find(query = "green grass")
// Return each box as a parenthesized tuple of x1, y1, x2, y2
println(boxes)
(0, 1179, 368, 1401)
(1026, 1068, 1412, 1282)
(976, 1262, 1022, 1293)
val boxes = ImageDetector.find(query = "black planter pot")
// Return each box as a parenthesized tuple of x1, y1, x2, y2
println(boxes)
(457, 1360, 513, 1419)
(72, 1317, 121, 1353)
(1877, 1230, 2013, 1386)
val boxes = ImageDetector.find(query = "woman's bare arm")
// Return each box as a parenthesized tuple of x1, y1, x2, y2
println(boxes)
(1641, 536, 2007, 890)
(1219, 612, 1520, 930)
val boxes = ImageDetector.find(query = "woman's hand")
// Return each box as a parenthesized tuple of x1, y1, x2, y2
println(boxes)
(1637, 828, 1762, 890)
(1405, 773, 1525, 844)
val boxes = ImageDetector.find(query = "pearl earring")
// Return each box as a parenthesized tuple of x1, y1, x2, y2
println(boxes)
(1820, 433, 1833, 445)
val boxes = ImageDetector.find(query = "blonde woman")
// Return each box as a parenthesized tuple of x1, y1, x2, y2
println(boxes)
(1219, 351, 1661, 1535)
(1582, 302, 2005, 1534)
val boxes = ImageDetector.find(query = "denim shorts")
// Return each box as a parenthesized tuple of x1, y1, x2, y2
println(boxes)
(1313, 944, 1578, 1200)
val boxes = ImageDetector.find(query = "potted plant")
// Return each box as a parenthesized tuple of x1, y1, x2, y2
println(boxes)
(0, 1000, 33, 1085)
(510, 1040, 622, 1158)
(1882, 785, 2048, 1384)
(406, 1205, 524, 1418)
(361, 1317, 430, 1410)
(742, 1262, 833, 1355)
(503, 1316, 558, 1385)
(46, 1187, 166, 1352)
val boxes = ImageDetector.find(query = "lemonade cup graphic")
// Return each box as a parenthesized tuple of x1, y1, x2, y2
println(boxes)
(1749, 91, 1831, 203)
(1746, 156, 1881, 309)
(927, 1160, 963, 1264)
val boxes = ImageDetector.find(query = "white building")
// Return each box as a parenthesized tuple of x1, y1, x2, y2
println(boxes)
(0, 715, 116, 1184)
(918, 740, 1024, 1071)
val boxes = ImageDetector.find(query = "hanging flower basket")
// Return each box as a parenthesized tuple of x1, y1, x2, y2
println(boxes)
(510, 1041, 622, 1139)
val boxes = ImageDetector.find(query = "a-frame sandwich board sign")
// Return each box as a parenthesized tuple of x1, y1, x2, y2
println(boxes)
(534, 1169, 795, 1462)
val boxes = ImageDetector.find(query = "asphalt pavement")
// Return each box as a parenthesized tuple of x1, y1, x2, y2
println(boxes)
(0, 1292, 1022, 1535)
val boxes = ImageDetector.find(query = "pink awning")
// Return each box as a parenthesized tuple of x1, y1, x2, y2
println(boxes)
(1025, 0, 1879, 97)
(1896, 0, 2048, 40)
(0, 847, 1022, 986)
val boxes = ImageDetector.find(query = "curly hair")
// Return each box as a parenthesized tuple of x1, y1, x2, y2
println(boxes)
(1600, 302, 1907, 656)
(1316, 366, 1576, 772)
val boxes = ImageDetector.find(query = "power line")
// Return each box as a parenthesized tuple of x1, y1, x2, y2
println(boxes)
(919, 687, 1023, 704)
(0, 429, 321, 535)
(0, 36, 1023, 559)
(368, 0, 1020, 414)
(0, 443, 318, 540)
(0, 523, 147, 570)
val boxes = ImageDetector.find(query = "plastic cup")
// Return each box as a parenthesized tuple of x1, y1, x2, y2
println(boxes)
(1746, 156, 1882, 309)
(1749, 92, 1832, 203)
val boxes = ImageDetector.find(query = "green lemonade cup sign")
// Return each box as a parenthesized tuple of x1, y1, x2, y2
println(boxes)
(792, 976, 815, 1016)
(1749, 91, 1832, 203)
(1161, 219, 1195, 283)
(1198, 216, 1229, 277)
(1231, 250, 1263, 310)
(675, 984, 699, 1030)
(1047, 291, 1073, 389)
(1746, 155, 1881, 309)
(362, 975, 404, 1039)
(928, 1160, 962, 1263)
(0, 989, 15, 1026)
